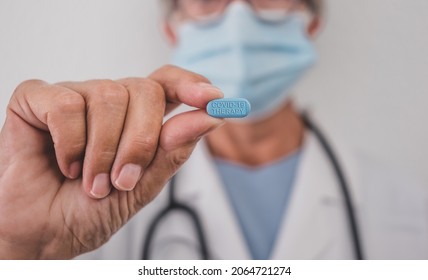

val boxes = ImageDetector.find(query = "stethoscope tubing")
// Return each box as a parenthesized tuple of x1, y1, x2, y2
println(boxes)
(301, 113, 364, 260)
(142, 113, 364, 260)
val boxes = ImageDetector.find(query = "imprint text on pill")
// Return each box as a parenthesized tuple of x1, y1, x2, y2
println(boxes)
(206, 98, 251, 118)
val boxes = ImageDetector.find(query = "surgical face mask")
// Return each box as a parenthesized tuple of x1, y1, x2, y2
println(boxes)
(172, 2, 317, 120)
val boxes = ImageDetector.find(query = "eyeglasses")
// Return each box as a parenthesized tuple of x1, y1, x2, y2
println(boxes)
(175, 0, 302, 22)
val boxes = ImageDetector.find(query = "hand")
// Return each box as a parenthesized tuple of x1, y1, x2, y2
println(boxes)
(0, 65, 224, 259)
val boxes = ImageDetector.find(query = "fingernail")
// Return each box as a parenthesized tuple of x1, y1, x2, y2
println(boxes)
(90, 173, 111, 198)
(115, 164, 142, 191)
(69, 161, 81, 179)
(198, 82, 224, 98)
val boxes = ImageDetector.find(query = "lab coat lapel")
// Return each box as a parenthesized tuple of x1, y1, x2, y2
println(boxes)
(271, 132, 346, 259)
(177, 141, 251, 259)
(178, 131, 353, 260)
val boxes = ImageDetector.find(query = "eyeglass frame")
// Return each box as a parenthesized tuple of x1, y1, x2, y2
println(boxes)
(170, 0, 308, 23)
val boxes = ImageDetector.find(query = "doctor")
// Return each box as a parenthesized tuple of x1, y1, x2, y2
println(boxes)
(0, 0, 427, 260)
(83, 0, 428, 259)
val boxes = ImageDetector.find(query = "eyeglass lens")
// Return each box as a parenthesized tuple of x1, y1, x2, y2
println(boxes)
(176, 0, 299, 19)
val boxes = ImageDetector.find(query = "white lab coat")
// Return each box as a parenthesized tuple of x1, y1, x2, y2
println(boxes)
(78, 128, 428, 260)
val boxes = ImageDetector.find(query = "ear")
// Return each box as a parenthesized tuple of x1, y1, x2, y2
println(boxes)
(307, 16, 322, 38)
(163, 21, 178, 46)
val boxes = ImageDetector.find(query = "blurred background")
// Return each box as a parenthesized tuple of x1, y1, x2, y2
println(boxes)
(1, 0, 427, 181)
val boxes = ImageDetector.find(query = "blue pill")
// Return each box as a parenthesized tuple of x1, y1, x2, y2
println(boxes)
(206, 98, 251, 118)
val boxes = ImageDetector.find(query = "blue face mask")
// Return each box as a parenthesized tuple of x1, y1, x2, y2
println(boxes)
(172, 3, 317, 120)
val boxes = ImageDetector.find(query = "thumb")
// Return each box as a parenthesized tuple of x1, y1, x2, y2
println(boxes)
(131, 109, 224, 208)
(161, 109, 225, 151)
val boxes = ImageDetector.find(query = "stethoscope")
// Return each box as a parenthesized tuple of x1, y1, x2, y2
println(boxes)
(142, 113, 364, 260)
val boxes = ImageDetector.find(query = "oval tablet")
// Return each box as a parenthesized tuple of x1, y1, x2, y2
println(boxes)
(206, 98, 251, 118)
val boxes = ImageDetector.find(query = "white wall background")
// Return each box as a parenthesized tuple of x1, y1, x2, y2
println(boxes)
(1, 0, 427, 181)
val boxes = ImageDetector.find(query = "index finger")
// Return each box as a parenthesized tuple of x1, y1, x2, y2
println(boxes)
(148, 65, 224, 114)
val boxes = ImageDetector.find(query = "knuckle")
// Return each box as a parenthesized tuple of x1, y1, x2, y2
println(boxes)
(12, 79, 45, 97)
(141, 79, 166, 103)
(56, 140, 86, 161)
(160, 64, 210, 84)
(55, 92, 85, 114)
(157, 64, 177, 75)
(141, 78, 164, 94)
(134, 135, 158, 150)
(146, 79, 165, 97)
(97, 149, 117, 163)
(69, 141, 86, 155)
(189, 72, 210, 84)
(126, 78, 166, 108)
(153, 64, 180, 79)
(131, 135, 159, 160)
(92, 80, 129, 103)
(169, 150, 191, 168)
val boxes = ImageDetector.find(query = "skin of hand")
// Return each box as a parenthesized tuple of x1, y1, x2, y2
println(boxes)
(0, 65, 224, 259)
